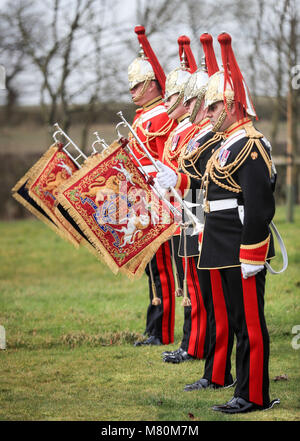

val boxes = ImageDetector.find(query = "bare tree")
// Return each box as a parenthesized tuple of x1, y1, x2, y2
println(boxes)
(2, 0, 128, 140)
(0, 10, 28, 121)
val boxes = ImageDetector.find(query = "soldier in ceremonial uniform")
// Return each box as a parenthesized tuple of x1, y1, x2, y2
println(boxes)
(159, 35, 235, 384)
(158, 35, 209, 363)
(128, 26, 178, 346)
(158, 32, 280, 413)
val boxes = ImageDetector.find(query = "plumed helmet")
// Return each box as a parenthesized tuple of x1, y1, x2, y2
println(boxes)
(128, 51, 156, 90)
(183, 33, 218, 105)
(164, 36, 197, 102)
(128, 25, 166, 95)
(183, 67, 209, 105)
(183, 33, 219, 123)
(204, 33, 256, 119)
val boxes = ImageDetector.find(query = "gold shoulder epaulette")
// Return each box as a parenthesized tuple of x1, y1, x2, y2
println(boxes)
(244, 123, 263, 139)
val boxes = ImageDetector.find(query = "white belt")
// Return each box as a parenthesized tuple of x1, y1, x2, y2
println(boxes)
(205, 198, 238, 212)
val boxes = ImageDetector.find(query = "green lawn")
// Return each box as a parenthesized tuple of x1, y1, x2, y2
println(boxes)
(0, 206, 299, 422)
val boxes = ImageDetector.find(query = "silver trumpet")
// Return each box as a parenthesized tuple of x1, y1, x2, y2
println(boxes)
(53, 123, 107, 169)
(92, 131, 109, 154)
(116, 111, 204, 235)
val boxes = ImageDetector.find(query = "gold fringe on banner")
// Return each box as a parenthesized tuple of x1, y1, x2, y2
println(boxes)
(11, 157, 80, 247)
(11, 174, 63, 238)
(26, 143, 82, 248)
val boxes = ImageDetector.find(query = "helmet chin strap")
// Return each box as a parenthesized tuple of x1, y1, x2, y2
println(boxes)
(189, 90, 206, 123)
(212, 98, 233, 132)
(166, 90, 184, 115)
(132, 79, 151, 103)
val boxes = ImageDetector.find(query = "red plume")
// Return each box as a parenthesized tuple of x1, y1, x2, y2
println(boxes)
(218, 32, 256, 120)
(199, 33, 219, 76)
(177, 35, 197, 73)
(134, 25, 166, 95)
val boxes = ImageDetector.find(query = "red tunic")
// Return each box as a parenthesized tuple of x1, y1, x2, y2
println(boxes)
(128, 97, 177, 176)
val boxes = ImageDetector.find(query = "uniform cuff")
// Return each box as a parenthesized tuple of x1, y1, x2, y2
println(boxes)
(198, 232, 203, 244)
(239, 234, 270, 264)
(175, 172, 190, 198)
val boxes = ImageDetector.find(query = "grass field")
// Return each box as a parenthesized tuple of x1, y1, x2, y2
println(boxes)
(0, 206, 300, 423)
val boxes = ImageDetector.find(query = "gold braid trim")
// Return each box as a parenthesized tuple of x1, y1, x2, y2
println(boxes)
(189, 89, 206, 123)
(179, 132, 224, 180)
(206, 135, 273, 193)
(166, 90, 184, 115)
(129, 117, 174, 158)
(163, 124, 200, 170)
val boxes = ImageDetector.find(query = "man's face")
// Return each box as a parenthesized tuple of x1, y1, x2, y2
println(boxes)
(183, 97, 197, 115)
(193, 99, 207, 125)
(130, 81, 148, 106)
(206, 101, 229, 131)
(164, 93, 186, 120)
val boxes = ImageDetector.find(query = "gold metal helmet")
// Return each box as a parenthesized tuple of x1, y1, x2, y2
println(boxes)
(128, 47, 156, 90)
(164, 64, 191, 101)
(128, 26, 166, 97)
(164, 36, 197, 115)
(164, 63, 192, 115)
(183, 33, 219, 123)
(183, 59, 209, 123)
(204, 70, 256, 117)
(204, 33, 257, 128)
(204, 70, 234, 108)
(183, 59, 209, 104)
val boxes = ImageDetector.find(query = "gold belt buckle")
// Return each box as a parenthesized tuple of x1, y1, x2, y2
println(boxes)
(204, 200, 210, 213)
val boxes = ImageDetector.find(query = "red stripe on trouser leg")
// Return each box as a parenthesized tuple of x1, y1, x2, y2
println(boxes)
(241, 274, 264, 406)
(210, 269, 229, 385)
(186, 257, 207, 358)
(156, 242, 175, 344)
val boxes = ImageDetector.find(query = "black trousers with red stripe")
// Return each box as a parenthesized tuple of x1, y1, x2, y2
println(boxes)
(200, 266, 270, 407)
(171, 235, 209, 358)
(199, 269, 234, 386)
(144, 240, 175, 345)
(222, 267, 270, 407)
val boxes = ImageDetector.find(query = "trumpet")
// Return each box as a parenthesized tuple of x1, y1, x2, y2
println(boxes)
(53, 123, 107, 168)
(53, 123, 88, 169)
(92, 131, 109, 154)
(116, 121, 182, 221)
(116, 111, 204, 236)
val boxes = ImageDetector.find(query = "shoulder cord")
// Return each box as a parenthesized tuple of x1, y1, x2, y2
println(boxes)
(164, 125, 200, 170)
(129, 117, 174, 158)
(206, 137, 273, 194)
(179, 132, 224, 180)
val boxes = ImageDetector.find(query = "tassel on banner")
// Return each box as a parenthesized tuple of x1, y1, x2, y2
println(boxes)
(175, 287, 183, 297)
(170, 237, 183, 297)
(181, 278, 191, 307)
(149, 261, 161, 306)
(181, 227, 191, 306)
(152, 290, 162, 306)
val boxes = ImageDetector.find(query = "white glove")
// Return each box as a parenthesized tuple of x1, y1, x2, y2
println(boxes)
(241, 263, 264, 279)
(155, 160, 178, 189)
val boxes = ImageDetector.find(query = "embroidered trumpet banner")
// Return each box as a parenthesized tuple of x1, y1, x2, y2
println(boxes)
(26, 143, 82, 247)
(57, 141, 177, 278)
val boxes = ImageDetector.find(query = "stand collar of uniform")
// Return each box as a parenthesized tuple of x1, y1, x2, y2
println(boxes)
(198, 117, 211, 129)
(223, 117, 253, 138)
(176, 113, 190, 124)
(142, 96, 163, 110)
